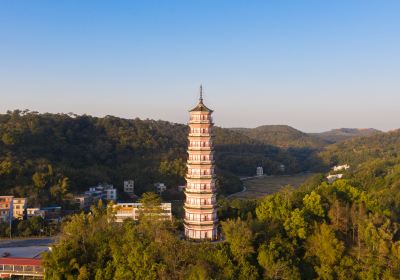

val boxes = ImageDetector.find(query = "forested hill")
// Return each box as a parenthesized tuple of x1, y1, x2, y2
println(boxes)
(0, 110, 325, 205)
(44, 127, 400, 280)
(311, 128, 381, 143)
(230, 125, 329, 148)
(320, 129, 400, 167)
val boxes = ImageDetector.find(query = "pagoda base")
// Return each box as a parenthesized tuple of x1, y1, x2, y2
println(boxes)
(184, 224, 218, 241)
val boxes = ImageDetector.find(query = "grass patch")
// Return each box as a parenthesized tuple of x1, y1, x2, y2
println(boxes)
(230, 173, 316, 199)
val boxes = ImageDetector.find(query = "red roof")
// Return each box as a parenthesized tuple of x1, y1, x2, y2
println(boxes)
(0, 258, 42, 266)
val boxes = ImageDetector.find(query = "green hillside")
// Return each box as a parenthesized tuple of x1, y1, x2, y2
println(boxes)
(45, 126, 400, 280)
(231, 125, 329, 148)
(320, 129, 400, 167)
(311, 128, 381, 143)
(0, 111, 326, 206)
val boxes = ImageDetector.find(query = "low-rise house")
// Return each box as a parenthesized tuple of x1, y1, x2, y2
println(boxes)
(27, 208, 45, 219)
(85, 183, 118, 201)
(0, 246, 49, 279)
(333, 164, 350, 172)
(41, 207, 62, 221)
(0, 196, 13, 223)
(154, 183, 167, 195)
(105, 187, 117, 201)
(73, 195, 93, 210)
(123, 180, 135, 195)
(327, 174, 343, 183)
(13, 198, 27, 220)
(112, 202, 172, 223)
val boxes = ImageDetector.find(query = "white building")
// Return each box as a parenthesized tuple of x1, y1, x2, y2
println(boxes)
(105, 188, 117, 201)
(154, 183, 167, 195)
(112, 202, 172, 223)
(327, 174, 343, 183)
(85, 183, 117, 201)
(123, 180, 135, 194)
(27, 208, 45, 219)
(256, 166, 264, 177)
(333, 164, 350, 172)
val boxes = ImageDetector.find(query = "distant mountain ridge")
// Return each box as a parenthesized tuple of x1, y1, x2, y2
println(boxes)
(310, 128, 381, 143)
(230, 125, 329, 148)
(230, 126, 382, 147)
(320, 128, 400, 167)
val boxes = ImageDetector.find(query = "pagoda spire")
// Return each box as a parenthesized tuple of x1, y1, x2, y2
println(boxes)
(199, 84, 203, 102)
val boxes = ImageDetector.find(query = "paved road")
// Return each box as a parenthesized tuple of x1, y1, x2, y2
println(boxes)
(227, 184, 247, 198)
(0, 237, 56, 248)
(226, 175, 261, 198)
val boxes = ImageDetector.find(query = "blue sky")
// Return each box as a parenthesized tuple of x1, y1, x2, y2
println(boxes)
(1, 1, 399, 132)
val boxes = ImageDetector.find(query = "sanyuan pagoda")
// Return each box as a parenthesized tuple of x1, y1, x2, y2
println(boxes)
(184, 86, 218, 240)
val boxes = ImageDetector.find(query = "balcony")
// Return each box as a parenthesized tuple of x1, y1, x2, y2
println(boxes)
(184, 204, 216, 211)
(188, 119, 214, 125)
(184, 219, 218, 227)
(186, 174, 215, 180)
(184, 189, 216, 195)
(188, 132, 214, 137)
(187, 160, 215, 165)
(187, 147, 214, 152)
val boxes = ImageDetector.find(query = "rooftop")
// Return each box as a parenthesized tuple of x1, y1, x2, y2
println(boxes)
(0, 246, 50, 259)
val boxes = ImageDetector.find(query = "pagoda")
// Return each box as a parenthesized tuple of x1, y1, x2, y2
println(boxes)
(184, 86, 218, 240)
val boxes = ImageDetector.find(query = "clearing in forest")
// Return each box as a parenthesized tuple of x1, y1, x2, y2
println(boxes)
(230, 173, 316, 199)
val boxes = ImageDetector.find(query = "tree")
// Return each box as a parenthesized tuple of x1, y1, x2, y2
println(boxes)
(305, 223, 345, 279)
(256, 193, 292, 222)
(222, 218, 255, 262)
(283, 209, 308, 240)
(303, 191, 325, 218)
(257, 236, 301, 280)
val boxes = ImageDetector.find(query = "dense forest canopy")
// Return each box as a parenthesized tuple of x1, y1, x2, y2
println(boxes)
(0, 110, 326, 206)
(45, 148, 400, 279)
(230, 125, 329, 148)
(44, 127, 400, 279)
(320, 129, 400, 167)
(310, 128, 381, 143)
(1, 110, 399, 279)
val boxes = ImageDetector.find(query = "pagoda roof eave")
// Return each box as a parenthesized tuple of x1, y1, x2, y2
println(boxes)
(189, 101, 213, 113)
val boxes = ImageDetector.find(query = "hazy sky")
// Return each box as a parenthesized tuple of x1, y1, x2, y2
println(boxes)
(1, 1, 399, 132)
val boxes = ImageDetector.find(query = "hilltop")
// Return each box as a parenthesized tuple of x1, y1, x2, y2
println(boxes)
(320, 128, 400, 167)
(230, 125, 329, 148)
(311, 128, 381, 143)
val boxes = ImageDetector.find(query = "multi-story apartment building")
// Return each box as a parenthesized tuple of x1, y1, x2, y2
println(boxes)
(13, 198, 27, 220)
(123, 180, 135, 195)
(73, 195, 93, 210)
(0, 196, 14, 223)
(85, 183, 117, 201)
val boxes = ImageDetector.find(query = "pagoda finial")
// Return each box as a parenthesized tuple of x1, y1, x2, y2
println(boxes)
(199, 84, 203, 102)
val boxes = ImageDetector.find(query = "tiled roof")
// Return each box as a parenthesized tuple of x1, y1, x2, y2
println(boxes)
(189, 100, 213, 113)
(0, 258, 42, 266)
